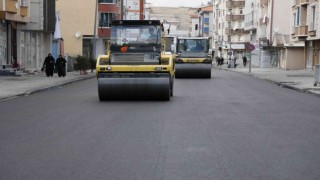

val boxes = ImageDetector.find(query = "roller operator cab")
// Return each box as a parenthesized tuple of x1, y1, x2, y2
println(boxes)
(175, 37, 212, 78)
(96, 20, 174, 100)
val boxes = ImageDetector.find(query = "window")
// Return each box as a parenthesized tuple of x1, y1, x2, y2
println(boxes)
(20, 0, 29, 7)
(99, 13, 115, 27)
(99, 0, 117, 3)
(310, 6, 316, 31)
(240, 9, 243, 15)
(296, 7, 300, 26)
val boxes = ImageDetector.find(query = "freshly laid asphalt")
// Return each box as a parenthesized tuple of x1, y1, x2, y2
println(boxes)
(1, 64, 320, 101)
(1, 67, 320, 179)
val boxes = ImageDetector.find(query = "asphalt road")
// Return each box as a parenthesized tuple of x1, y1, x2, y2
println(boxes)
(1, 69, 320, 180)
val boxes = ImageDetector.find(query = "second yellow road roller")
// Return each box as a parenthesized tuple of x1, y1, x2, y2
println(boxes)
(96, 20, 174, 100)
(175, 37, 212, 78)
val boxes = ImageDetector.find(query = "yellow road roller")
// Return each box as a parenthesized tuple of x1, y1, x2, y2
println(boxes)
(96, 20, 174, 100)
(175, 37, 212, 78)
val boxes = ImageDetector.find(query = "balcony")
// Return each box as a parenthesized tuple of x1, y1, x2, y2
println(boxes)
(260, 0, 268, 7)
(259, 17, 269, 26)
(300, 0, 309, 5)
(294, 25, 308, 37)
(226, 1, 245, 8)
(20, 6, 28, 16)
(5, 0, 18, 14)
(225, 28, 233, 35)
(226, 14, 244, 21)
(293, 0, 309, 6)
(308, 22, 317, 36)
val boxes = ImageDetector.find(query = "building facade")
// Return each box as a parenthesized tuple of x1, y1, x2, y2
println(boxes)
(56, 0, 96, 58)
(0, 0, 30, 68)
(292, 0, 320, 69)
(213, 0, 246, 58)
(17, 0, 55, 71)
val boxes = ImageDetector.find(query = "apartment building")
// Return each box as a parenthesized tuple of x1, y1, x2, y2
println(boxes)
(199, 5, 213, 38)
(0, 0, 30, 67)
(213, 0, 246, 57)
(17, 0, 56, 71)
(292, 0, 320, 69)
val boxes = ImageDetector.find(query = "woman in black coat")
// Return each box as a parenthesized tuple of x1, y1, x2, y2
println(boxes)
(42, 53, 55, 77)
(56, 55, 67, 77)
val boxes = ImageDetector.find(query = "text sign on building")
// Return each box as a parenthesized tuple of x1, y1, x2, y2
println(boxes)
(20, 0, 29, 7)
(125, 0, 140, 20)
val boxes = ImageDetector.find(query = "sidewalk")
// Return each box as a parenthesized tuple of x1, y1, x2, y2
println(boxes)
(214, 62, 320, 97)
(0, 71, 95, 101)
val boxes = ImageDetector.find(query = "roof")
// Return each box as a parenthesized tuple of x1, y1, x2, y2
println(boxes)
(190, 14, 200, 18)
(200, 6, 213, 13)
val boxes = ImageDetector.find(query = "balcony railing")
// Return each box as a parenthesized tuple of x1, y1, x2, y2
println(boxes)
(226, 14, 244, 21)
(294, 26, 308, 37)
(99, 21, 111, 27)
(226, 1, 245, 8)
(5, 0, 18, 13)
(225, 28, 233, 35)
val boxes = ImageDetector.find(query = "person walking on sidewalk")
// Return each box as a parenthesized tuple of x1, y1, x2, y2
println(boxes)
(42, 53, 55, 77)
(243, 56, 247, 67)
(56, 55, 67, 77)
(217, 47, 224, 66)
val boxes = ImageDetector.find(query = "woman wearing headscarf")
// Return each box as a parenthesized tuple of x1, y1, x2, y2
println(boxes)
(42, 53, 55, 77)
(55, 54, 67, 77)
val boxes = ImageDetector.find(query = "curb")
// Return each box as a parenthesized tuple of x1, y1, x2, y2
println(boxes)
(0, 74, 95, 102)
(24, 74, 95, 95)
(217, 66, 320, 98)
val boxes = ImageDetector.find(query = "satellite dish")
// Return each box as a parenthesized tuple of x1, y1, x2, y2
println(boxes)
(75, 31, 81, 38)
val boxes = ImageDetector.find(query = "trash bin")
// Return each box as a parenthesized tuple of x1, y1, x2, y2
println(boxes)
(314, 64, 320, 86)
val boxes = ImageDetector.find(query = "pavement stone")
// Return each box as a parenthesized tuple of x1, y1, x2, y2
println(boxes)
(214, 62, 320, 97)
(0, 71, 95, 101)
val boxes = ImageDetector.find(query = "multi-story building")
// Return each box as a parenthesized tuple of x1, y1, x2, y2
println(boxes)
(199, 5, 214, 48)
(97, 0, 122, 57)
(243, 0, 258, 44)
(17, 0, 56, 71)
(213, 0, 246, 58)
(199, 5, 213, 38)
(292, 0, 320, 69)
(123, 0, 145, 20)
(56, 0, 96, 58)
(57, 0, 146, 59)
(0, 0, 30, 68)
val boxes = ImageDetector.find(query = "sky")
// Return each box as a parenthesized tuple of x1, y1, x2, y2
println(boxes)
(146, 0, 209, 7)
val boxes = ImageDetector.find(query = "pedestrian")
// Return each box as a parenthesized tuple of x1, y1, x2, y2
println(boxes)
(56, 54, 67, 77)
(42, 53, 55, 77)
(217, 47, 223, 66)
(243, 56, 247, 67)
